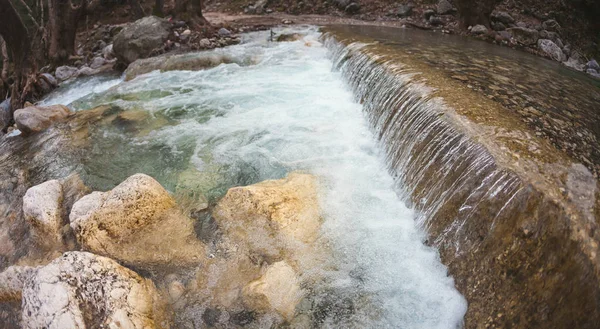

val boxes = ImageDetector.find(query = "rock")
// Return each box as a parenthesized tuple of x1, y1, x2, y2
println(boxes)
(563, 44, 571, 56)
(587, 68, 599, 75)
(471, 25, 488, 35)
(214, 172, 321, 246)
(491, 21, 506, 31)
(242, 261, 302, 321)
(124, 51, 255, 81)
(69, 173, 205, 268)
(113, 16, 170, 64)
(39, 73, 58, 88)
(537, 39, 567, 62)
(491, 11, 515, 24)
(102, 44, 114, 59)
(397, 3, 413, 17)
(276, 33, 303, 42)
(423, 9, 435, 20)
(429, 16, 443, 26)
(90, 56, 106, 69)
(199, 38, 211, 48)
(14, 105, 71, 135)
(507, 27, 540, 46)
(180, 29, 192, 42)
(498, 30, 512, 41)
(563, 53, 586, 71)
(436, 0, 454, 15)
(23, 180, 64, 247)
(345, 2, 360, 14)
(542, 19, 561, 32)
(54, 66, 78, 82)
(0, 266, 37, 302)
(21, 252, 161, 329)
(218, 28, 231, 37)
(587, 60, 600, 71)
(516, 21, 528, 28)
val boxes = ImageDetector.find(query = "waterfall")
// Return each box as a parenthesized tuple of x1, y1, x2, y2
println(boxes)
(323, 31, 600, 328)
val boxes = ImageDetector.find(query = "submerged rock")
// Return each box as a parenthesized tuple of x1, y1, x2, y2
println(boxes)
(276, 33, 304, 42)
(537, 39, 567, 62)
(14, 105, 71, 135)
(242, 261, 302, 321)
(23, 180, 64, 248)
(113, 16, 170, 64)
(69, 173, 205, 268)
(21, 252, 161, 329)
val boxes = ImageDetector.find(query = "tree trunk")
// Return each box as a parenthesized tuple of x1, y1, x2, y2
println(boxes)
(153, 0, 164, 17)
(174, 0, 209, 29)
(48, 0, 87, 64)
(129, 0, 145, 19)
(454, 0, 501, 28)
(0, 36, 8, 83)
(0, 0, 45, 131)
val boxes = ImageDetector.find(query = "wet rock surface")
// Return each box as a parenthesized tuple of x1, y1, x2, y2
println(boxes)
(326, 26, 600, 329)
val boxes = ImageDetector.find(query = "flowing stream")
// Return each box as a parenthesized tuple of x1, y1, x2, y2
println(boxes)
(40, 26, 467, 328)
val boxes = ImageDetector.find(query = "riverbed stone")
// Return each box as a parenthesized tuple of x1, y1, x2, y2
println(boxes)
(21, 252, 161, 329)
(54, 66, 78, 82)
(507, 27, 539, 45)
(242, 261, 302, 321)
(537, 39, 567, 62)
(69, 173, 205, 268)
(113, 16, 170, 64)
(14, 105, 71, 135)
(587, 59, 599, 71)
(23, 180, 64, 248)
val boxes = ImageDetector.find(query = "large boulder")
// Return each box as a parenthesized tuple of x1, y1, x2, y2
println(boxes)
(0, 266, 37, 302)
(537, 39, 567, 62)
(21, 252, 162, 329)
(113, 16, 170, 64)
(242, 261, 302, 321)
(507, 27, 540, 46)
(22, 180, 64, 248)
(14, 105, 71, 135)
(54, 66, 78, 82)
(69, 173, 205, 268)
(214, 172, 321, 246)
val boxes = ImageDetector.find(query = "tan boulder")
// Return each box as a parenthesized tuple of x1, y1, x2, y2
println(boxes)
(242, 261, 302, 321)
(14, 105, 70, 135)
(22, 180, 64, 248)
(69, 173, 205, 268)
(214, 172, 321, 245)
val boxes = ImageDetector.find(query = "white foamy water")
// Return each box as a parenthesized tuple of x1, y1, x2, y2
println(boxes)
(40, 74, 122, 107)
(46, 26, 467, 328)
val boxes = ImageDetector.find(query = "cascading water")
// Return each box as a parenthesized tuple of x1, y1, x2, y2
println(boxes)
(34, 27, 467, 328)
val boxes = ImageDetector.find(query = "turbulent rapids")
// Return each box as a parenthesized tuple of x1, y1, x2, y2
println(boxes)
(1, 25, 599, 329)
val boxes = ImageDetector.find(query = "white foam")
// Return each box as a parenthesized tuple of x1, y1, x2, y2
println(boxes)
(56, 27, 467, 327)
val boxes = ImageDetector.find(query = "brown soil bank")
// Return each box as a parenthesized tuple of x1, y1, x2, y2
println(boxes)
(323, 25, 600, 328)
